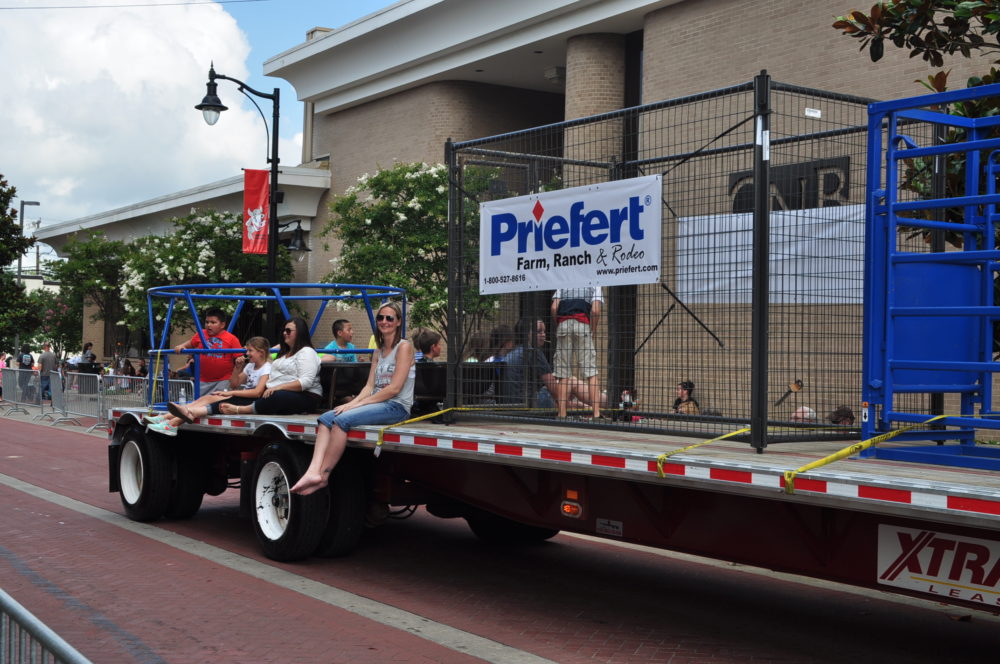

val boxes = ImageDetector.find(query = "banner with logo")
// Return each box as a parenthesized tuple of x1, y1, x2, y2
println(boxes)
(479, 175, 662, 294)
(877, 525, 1000, 607)
(243, 169, 270, 255)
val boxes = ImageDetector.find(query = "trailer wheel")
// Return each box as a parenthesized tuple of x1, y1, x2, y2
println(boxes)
(466, 510, 559, 544)
(315, 458, 366, 558)
(252, 443, 329, 561)
(118, 430, 172, 522)
(165, 445, 206, 520)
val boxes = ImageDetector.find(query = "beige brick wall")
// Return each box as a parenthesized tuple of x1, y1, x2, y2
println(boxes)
(565, 33, 626, 120)
(642, 0, 985, 104)
(302, 80, 564, 344)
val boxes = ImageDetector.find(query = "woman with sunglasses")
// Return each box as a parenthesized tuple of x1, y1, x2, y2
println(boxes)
(219, 317, 322, 416)
(291, 302, 415, 495)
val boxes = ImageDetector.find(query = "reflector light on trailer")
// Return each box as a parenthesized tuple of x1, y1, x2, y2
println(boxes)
(566, 489, 579, 500)
(561, 501, 582, 518)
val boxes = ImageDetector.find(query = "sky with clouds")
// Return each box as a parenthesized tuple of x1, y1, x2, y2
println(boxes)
(1, 0, 395, 266)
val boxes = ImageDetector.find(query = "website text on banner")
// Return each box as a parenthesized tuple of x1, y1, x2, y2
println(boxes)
(479, 175, 663, 294)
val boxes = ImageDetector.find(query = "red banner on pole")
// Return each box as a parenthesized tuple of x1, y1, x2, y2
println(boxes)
(243, 169, 269, 254)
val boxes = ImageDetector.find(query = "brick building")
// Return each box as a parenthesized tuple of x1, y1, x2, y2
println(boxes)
(37, 0, 981, 359)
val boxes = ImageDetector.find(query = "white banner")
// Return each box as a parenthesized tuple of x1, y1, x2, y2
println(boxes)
(675, 204, 865, 304)
(479, 175, 662, 294)
(877, 524, 1000, 608)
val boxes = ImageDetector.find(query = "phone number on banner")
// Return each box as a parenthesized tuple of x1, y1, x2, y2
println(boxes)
(483, 274, 527, 286)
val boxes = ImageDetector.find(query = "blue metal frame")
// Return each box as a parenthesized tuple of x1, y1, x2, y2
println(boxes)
(144, 282, 406, 402)
(863, 83, 1000, 469)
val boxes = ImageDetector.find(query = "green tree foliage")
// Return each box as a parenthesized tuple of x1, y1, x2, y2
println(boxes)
(48, 231, 126, 326)
(0, 174, 39, 352)
(119, 210, 292, 337)
(51, 210, 292, 351)
(834, 1, 1000, 84)
(323, 162, 452, 332)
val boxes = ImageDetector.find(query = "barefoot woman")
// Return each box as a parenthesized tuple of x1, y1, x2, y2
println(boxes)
(291, 302, 415, 495)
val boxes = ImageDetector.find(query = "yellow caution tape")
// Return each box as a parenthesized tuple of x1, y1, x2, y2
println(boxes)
(782, 414, 948, 494)
(656, 427, 751, 478)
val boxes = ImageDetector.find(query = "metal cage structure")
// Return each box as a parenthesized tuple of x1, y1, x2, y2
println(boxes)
(446, 71, 876, 450)
(862, 82, 1000, 470)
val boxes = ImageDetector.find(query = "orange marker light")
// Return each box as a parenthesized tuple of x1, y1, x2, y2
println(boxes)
(566, 489, 579, 500)
(560, 501, 582, 518)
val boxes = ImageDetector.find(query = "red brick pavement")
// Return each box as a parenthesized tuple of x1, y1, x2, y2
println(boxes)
(3, 417, 1000, 663)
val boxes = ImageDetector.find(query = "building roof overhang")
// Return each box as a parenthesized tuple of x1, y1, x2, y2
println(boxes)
(264, 0, 677, 115)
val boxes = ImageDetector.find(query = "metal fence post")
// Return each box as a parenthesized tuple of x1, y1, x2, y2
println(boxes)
(750, 70, 772, 452)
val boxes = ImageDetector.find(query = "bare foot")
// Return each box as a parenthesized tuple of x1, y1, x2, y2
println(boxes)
(290, 473, 328, 495)
(220, 403, 241, 415)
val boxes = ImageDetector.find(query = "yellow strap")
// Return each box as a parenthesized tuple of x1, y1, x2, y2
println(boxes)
(782, 414, 947, 494)
(656, 427, 751, 478)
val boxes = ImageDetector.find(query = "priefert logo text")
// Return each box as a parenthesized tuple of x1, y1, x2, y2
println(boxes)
(489, 196, 646, 256)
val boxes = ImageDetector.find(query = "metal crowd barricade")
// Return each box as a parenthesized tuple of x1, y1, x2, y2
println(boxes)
(0, 588, 92, 664)
(1, 368, 37, 416)
(61, 372, 103, 427)
(35, 371, 82, 427)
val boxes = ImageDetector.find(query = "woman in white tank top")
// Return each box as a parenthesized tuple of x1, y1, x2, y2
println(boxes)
(291, 302, 416, 496)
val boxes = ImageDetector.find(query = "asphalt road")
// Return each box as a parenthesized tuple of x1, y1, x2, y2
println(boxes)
(2, 413, 999, 663)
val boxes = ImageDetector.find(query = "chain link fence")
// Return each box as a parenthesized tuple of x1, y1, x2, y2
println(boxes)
(446, 72, 875, 448)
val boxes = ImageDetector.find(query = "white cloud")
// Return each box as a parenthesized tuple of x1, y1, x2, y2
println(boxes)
(0, 0, 278, 223)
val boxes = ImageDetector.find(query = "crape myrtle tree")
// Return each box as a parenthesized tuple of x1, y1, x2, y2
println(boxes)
(119, 210, 293, 343)
(835, 0, 1000, 351)
(321, 161, 499, 344)
(52, 210, 292, 360)
(0, 175, 40, 353)
(25, 289, 81, 357)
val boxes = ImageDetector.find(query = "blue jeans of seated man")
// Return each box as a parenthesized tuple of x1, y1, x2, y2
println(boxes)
(317, 400, 409, 432)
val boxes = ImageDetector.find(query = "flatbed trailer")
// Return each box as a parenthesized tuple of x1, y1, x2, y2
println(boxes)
(107, 407, 1000, 613)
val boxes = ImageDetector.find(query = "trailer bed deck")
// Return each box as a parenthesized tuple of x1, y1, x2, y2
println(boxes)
(112, 408, 1000, 531)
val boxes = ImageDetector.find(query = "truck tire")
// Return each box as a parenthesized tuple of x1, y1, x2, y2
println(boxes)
(315, 458, 366, 557)
(165, 445, 206, 520)
(465, 510, 559, 544)
(118, 429, 173, 522)
(252, 443, 329, 562)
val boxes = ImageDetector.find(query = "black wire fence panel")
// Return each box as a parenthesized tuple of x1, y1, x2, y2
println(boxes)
(447, 76, 873, 443)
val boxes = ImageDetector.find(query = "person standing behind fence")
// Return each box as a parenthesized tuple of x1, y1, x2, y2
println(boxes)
(551, 287, 603, 419)
(16, 345, 34, 401)
(37, 342, 57, 401)
(173, 306, 241, 397)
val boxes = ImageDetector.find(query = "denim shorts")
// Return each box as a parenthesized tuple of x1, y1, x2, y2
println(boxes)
(317, 400, 410, 432)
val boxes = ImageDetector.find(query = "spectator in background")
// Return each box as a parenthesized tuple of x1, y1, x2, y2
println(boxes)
(136, 358, 148, 377)
(828, 405, 856, 426)
(321, 319, 358, 363)
(499, 318, 559, 408)
(413, 329, 443, 362)
(486, 324, 515, 362)
(173, 306, 241, 396)
(16, 345, 35, 400)
(673, 380, 700, 415)
(463, 332, 492, 363)
(37, 342, 57, 400)
(551, 287, 603, 419)
(81, 342, 97, 364)
(791, 406, 817, 422)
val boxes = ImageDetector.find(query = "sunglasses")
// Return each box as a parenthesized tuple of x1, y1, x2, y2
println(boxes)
(376, 314, 396, 322)
(282, 328, 295, 334)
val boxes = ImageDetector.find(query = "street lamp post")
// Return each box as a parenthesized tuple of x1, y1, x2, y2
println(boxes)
(15, 200, 39, 355)
(196, 64, 281, 336)
(17, 200, 39, 286)
(195, 64, 281, 284)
